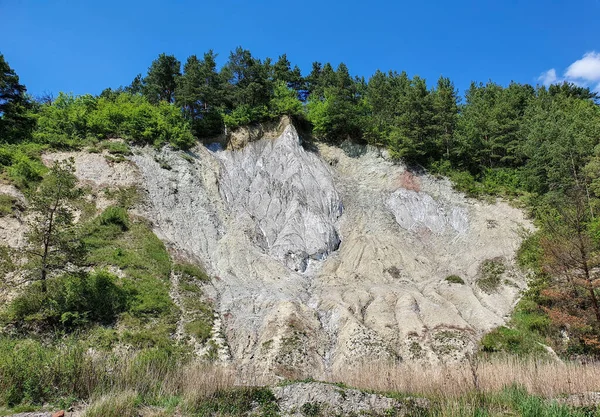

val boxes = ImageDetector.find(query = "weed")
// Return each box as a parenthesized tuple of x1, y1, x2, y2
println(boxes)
(477, 258, 506, 293)
(445, 275, 465, 284)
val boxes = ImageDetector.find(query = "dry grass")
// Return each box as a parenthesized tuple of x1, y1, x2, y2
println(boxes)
(326, 357, 600, 398)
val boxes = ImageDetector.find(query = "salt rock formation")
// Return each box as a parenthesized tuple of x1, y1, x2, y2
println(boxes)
(52, 122, 532, 378)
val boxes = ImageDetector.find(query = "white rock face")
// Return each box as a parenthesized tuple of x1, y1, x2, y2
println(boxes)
(47, 123, 533, 378)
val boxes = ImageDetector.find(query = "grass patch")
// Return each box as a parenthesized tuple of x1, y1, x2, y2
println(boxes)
(445, 275, 465, 284)
(99, 141, 131, 156)
(84, 390, 138, 417)
(184, 387, 279, 417)
(0, 195, 16, 216)
(173, 262, 210, 283)
(477, 258, 506, 293)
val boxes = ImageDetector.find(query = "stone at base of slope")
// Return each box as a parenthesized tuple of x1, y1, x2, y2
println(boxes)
(272, 381, 429, 416)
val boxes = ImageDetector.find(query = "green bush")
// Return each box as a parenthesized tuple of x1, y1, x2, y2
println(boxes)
(186, 387, 278, 417)
(34, 92, 196, 150)
(184, 319, 213, 343)
(98, 206, 129, 231)
(99, 141, 131, 155)
(173, 262, 210, 282)
(0, 337, 91, 406)
(5, 270, 128, 331)
(445, 275, 465, 284)
(0, 194, 15, 216)
(477, 258, 506, 293)
(222, 104, 270, 129)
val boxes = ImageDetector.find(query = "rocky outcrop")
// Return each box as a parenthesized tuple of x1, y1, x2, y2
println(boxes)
(47, 122, 533, 378)
(272, 382, 429, 416)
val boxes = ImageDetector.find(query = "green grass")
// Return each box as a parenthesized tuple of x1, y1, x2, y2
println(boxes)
(446, 275, 465, 284)
(83, 391, 138, 417)
(477, 258, 506, 293)
(183, 387, 279, 417)
(0, 195, 16, 216)
(99, 141, 131, 156)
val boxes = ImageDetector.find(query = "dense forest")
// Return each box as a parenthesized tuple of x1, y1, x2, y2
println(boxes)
(2, 47, 600, 362)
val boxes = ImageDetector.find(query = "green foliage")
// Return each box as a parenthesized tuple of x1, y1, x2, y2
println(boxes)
(26, 159, 85, 291)
(0, 337, 89, 406)
(99, 140, 131, 155)
(34, 92, 195, 149)
(300, 401, 322, 417)
(142, 53, 181, 104)
(0, 143, 47, 189)
(223, 104, 270, 129)
(173, 262, 210, 282)
(84, 391, 139, 417)
(98, 205, 129, 231)
(184, 319, 213, 343)
(186, 387, 279, 417)
(0, 54, 35, 144)
(269, 81, 303, 117)
(477, 258, 506, 293)
(0, 194, 15, 216)
(445, 275, 465, 284)
(84, 207, 175, 322)
(4, 270, 128, 331)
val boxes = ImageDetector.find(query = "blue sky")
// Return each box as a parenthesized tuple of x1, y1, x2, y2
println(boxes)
(2, 0, 600, 98)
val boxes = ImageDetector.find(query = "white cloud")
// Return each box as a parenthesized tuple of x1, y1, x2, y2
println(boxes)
(537, 51, 600, 92)
(565, 52, 600, 82)
(538, 68, 558, 86)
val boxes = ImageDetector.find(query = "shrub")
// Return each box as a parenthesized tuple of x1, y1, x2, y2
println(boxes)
(84, 391, 139, 417)
(222, 104, 270, 129)
(184, 319, 213, 343)
(99, 141, 131, 155)
(98, 206, 129, 231)
(445, 275, 465, 284)
(5, 270, 128, 331)
(174, 262, 210, 282)
(477, 258, 506, 293)
(0, 194, 15, 216)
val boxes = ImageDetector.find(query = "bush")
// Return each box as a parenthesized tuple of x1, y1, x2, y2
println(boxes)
(222, 104, 270, 129)
(174, 262, 210, 282)
(34, 92, 196, 150)
(445, 275, 465, 284)
(477, 258, 506, 293)
(0, 194, 15, 216)
(98, 206, 129, 231)
(5, 270, 128, 331)
(99, 141, 131, 155)
(84, 391, 139, 417)
(0, 337, 91, 406)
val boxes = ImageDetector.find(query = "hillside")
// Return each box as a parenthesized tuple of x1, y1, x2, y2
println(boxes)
(2, 49, 600, 416)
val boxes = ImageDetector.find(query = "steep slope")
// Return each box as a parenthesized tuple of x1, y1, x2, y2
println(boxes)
(44, 122, 531, 378)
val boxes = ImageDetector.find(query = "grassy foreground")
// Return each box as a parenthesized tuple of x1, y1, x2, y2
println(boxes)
(1, 342, 599, 417)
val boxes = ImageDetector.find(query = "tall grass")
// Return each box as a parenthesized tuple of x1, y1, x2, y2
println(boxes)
(2, 338, 600, 415)
(327, 357, 600, 399)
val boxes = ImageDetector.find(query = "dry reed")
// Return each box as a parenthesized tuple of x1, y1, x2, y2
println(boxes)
(326, 357, 600, 398)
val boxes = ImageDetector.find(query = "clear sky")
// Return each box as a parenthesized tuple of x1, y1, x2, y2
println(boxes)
(2, 0, 600, 98)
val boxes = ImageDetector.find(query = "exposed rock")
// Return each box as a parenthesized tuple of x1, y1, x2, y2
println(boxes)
(51, 411, 65, 417)
(557, 392, 600, 407)
(226, 116, 290, 150)
(46, 123, 533, 377)
(272, 382, 429, 416)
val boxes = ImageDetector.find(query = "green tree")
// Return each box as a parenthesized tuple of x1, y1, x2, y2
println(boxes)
(273, 53, 304, 96)
(221, 47, 272, 109)
(431, 76, 459, 160)
(26, 159, 85, 292)
(521, 90, 600, 193)
(0, 54, 34, 143)
(143, 53, 181, 104)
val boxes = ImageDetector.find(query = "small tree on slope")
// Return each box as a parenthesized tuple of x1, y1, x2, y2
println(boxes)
(26, 158, 85, 292)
